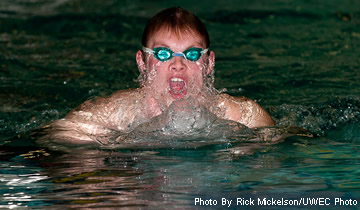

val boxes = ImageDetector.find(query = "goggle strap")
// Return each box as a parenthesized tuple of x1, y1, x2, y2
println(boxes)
(142, 46, 154, 54)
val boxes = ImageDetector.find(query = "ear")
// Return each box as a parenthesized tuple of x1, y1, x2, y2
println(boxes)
(136, 50, 146, 73)
(206, 51, 215, 75)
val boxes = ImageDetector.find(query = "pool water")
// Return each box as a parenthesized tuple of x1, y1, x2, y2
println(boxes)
(1, 0, 360, 208)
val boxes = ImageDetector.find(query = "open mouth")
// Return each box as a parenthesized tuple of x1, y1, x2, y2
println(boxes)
(169, 77, 187, 99)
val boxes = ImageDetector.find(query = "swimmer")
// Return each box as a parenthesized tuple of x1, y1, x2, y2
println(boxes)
(40, 7, 275, 147)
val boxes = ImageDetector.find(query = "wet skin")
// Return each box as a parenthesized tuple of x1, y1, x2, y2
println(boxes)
(40, 29, 275, 146)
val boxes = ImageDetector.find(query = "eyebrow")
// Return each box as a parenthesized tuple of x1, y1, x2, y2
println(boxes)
(152, 42, 170, 48)
(151, 42, 204, 50)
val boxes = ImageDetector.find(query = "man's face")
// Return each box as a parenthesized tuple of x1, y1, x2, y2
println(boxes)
(137, 29, 215, 107)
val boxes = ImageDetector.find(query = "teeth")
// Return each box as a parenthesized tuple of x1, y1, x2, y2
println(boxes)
(170, 78, 184, 82)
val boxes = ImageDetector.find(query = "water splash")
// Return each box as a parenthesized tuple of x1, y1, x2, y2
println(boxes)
(97, 98, 311, 151)
(271, 96, 360, 136)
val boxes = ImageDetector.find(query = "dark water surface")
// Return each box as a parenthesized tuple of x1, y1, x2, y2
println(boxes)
(1, 0, 360, 209)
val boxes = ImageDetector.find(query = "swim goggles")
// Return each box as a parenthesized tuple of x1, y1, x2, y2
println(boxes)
(142, 46, 208, 62)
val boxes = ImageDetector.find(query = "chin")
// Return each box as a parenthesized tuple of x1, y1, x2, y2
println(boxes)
(169, 90, 188, 100)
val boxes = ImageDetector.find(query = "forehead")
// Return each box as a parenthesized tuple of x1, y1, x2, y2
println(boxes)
(147, 28, 205, 49)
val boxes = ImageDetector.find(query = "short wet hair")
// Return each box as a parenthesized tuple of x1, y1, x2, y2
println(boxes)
(141, 7, 210, 48)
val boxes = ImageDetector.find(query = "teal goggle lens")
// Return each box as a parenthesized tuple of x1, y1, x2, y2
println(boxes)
(152, 47, 206, 62)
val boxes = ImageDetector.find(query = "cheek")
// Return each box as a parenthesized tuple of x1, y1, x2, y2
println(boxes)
(193, 61, 207, 78)
(145, 57, 159, 75)
(187, 66, 204, 88)
(195, 58, 209, 72)
(147, 57, 159, 71)
(146, 60, 169, 84)
(193, 61, 209, 86)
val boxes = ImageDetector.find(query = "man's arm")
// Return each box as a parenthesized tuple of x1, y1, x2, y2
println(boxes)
(35, 91, 135, 150)
(218, 94, 275, 128)
(35, 108, 118, 151)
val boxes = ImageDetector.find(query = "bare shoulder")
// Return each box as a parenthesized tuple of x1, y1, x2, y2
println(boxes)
(41, 89, 144, 146)
(73, 88, 139, 112)
(64, 88, 144, 130)
(217, 93, 275, 128)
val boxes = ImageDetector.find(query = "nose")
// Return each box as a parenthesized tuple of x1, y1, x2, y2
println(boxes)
(169, 56, 186, 72)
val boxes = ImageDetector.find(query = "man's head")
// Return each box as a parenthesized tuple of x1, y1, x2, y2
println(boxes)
(141, 7, 210, 49)
(136, 7, 216, 107)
